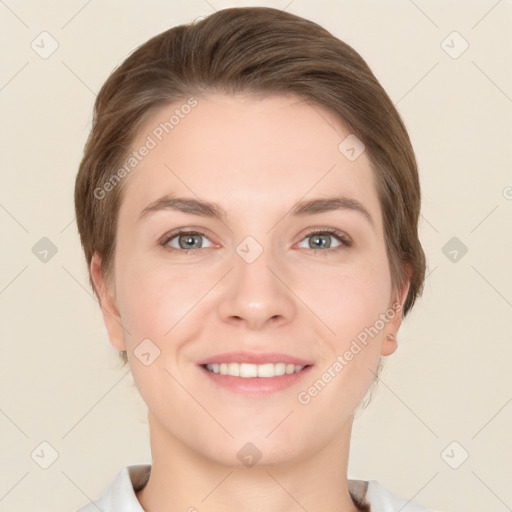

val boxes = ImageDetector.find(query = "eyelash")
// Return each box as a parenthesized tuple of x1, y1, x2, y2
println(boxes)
(160, 228, 352, 256)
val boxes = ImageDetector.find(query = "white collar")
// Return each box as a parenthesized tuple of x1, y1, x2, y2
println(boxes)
(74, 464, 437, 512)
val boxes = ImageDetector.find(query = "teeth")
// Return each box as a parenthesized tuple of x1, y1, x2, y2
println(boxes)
(205, 362, 306, 378)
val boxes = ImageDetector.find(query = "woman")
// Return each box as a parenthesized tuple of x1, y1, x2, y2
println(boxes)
(73, 7, 440, 511)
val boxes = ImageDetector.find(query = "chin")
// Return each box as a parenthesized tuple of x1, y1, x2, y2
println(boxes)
(198, 430, 312, 470)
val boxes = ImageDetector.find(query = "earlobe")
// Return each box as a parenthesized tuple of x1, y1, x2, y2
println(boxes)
(381, 268, 412, 356)
(90, 252, 127, 352)
(381, 332, 398, 356)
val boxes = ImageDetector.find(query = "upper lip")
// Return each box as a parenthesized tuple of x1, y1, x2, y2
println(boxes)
(197, 351, 313, 366)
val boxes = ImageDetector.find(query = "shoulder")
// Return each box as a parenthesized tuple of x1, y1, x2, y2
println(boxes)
(72, 465, 151, 512)
(349, 478, 444, 511)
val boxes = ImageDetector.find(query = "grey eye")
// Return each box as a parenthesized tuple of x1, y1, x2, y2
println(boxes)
(166, 232, 213, 250)
(298, 233, 342, 250)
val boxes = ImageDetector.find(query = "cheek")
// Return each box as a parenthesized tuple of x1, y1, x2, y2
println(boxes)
(114, 261, 207, 405)
(116, 259, 209, 341)
(294, 268, 390, 419)
(295, 256, 392, 339)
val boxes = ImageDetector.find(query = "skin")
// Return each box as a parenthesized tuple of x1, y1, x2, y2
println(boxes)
(91, 93, 410, 512)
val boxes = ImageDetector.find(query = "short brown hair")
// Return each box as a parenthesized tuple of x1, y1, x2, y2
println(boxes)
(75, 7, 426, 366)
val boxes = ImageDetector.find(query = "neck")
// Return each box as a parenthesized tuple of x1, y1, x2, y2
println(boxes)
(136, 413, 362, 512)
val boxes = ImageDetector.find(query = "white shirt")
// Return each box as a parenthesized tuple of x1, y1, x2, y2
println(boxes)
(73, 464, 441, 512)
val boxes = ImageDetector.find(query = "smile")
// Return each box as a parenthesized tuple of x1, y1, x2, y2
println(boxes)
(203, 362, 307, 378)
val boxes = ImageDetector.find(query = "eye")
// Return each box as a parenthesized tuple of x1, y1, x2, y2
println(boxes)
(160, 228, 351, 255)
(162, 230, 213, 253)
(297, 228, 352, 253)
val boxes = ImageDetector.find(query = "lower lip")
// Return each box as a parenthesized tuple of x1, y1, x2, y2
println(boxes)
(199, 365, 313, 395)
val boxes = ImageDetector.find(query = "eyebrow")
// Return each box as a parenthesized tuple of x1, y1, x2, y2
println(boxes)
(138, 194, 374, 228)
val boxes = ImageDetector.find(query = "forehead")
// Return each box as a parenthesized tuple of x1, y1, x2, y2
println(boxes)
(119, 93, 381, 227)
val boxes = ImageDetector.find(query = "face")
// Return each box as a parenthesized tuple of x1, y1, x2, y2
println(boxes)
(92, 93, 408, 467)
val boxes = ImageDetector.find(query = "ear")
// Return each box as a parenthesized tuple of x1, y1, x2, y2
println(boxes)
(380, 266, 411, 357)
(90, 252, 127, 352)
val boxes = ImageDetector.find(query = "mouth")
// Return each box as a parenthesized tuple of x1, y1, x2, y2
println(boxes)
(202, 362, 310, 378)
(197, 352, 314, 395)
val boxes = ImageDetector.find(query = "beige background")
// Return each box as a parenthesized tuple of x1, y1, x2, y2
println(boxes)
(1, 1, 511, 511)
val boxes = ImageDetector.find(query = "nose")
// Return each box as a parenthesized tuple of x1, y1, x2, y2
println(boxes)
(217, 244, 296, 330)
